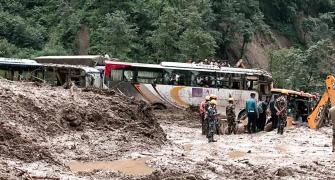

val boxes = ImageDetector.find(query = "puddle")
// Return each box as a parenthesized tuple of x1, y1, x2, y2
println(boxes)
(227, 151, 247, 158)
(183, 144, 192, 152)
(275, 144, 287, 153)
(67, 158, 154, 175)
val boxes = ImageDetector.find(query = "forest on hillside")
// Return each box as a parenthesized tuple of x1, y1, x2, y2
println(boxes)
(0, 0, 335, 91)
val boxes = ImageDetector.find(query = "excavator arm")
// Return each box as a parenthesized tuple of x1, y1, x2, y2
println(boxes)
(308, 75, 335, 129)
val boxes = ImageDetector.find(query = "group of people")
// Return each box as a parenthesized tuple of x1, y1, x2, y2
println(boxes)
(187, 59, 231, 68)
(246, 92, 288, 134)
(199, 94, 237, 142)
(199, 92, 289, 143)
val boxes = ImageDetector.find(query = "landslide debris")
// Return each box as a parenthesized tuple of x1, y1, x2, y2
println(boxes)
(0, 79, 166, 164)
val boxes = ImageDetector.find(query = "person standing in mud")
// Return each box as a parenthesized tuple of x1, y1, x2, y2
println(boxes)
(257, 97, 268, 131)
(270, 95, 279, 130)
(207, 100, 218, 142)
(199, 96, 210, 135)
(275, 93, 288, 135)
(246, 93, 258, 133)
(226, 97, 236, 134)
(209, 94, 219, 134)
(329, 106, 335, 152)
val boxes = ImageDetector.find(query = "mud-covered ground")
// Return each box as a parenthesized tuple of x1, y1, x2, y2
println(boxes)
(1, 80, 335, 179)
(153, 109, 335, 179)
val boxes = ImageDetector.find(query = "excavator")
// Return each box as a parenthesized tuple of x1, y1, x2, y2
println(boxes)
(308, 75, 335, 129)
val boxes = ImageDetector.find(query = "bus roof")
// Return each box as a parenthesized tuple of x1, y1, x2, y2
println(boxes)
(34, 55, 105, 67)
(0, 58, 99, 74)
(0, 57, 39, 66)
(105, 61, 272, 77)
(35, 55, 103, 59)
(40, 63, 100, 73)
(271, 88, 314, 98)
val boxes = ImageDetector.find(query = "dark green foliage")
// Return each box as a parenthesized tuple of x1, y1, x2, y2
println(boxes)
(0, 1, 334, 92)
(269, 40, 335, 91)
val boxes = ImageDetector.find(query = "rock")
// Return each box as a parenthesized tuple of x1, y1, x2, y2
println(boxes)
(81, 134, 89, 140)
(275, 167, 294, 177)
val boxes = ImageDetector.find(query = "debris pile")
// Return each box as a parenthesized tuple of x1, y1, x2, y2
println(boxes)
(0, 79, 166, 164)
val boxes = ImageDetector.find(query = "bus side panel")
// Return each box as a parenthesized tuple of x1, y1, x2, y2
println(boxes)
(152, 84, 258, 116)
(134, 84, 173, 108)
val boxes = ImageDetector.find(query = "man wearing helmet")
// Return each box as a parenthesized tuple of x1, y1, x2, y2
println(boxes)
(199, 96, 210, 135)
(209, 94, 217, 101)
(226, 97, 236, 134)
(207, 99, 218, 142)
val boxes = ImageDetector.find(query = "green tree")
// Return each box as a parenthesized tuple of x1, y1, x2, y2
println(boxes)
(269, 39, 335, 91)
(90, 11, 138, 61)
(148, 6, 183, 62)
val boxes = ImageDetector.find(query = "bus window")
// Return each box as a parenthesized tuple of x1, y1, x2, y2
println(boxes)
(246, 75, 259, 91)
(231, 74, 243, 90)
(44, 70, 58, 86)
(165, 70, 191, 86)
(137, 70, 163, 84)
(0, 69, 10, 79)
(110, 69, 123, 81)
(193, 71, 216, 88)
(216, 73, 230, 88)
(124, 70, 134, 82)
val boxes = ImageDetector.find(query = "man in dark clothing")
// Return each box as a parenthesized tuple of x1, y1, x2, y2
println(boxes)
(257, 98, 268, 131)
(246, 93, 258, 133)
(269, 95, 279, 130)
(207, 100, 218, 142)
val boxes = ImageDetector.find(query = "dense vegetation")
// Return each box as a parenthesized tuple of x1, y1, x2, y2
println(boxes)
(0, 0, 335, 91)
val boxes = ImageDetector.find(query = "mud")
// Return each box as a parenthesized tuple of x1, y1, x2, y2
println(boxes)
(0, 79, 167, 179)
(2, 79, 335, 179)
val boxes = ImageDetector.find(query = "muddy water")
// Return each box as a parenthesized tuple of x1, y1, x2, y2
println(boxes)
(67, 158, 154, 175)
(227, 151, 247, 158)
(183, 144, 193, 152)
(275, 144, 287, 153)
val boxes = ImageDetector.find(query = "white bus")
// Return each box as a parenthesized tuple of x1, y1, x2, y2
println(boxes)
(0, 57, 103, 88)
(104, 61, 273, 118)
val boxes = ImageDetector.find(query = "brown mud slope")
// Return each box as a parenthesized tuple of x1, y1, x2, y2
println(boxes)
(0, 79, 166, 164)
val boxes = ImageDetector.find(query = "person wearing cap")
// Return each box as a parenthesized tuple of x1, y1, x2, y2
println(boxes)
(207, 99, 218, 142)
(199, 96, 210, 135)
(226, 97, 236, 134)
(246, 92, 258, 133)
(275, 92, 288, 135)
